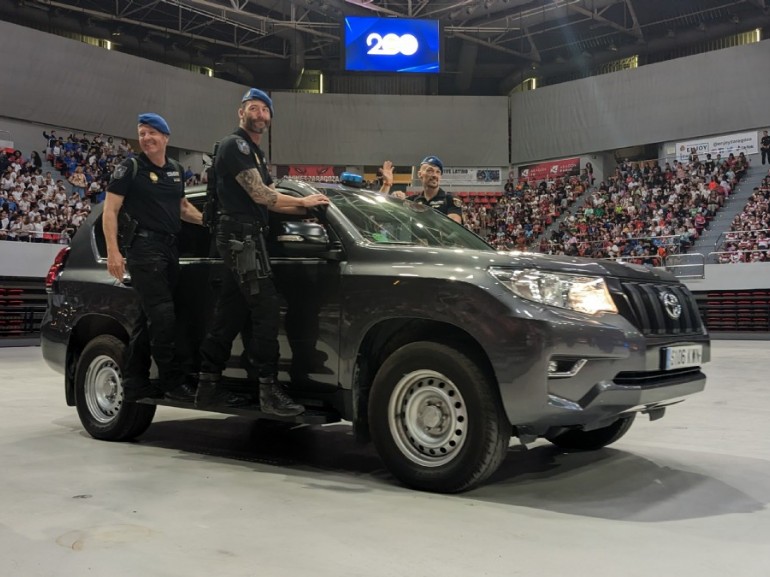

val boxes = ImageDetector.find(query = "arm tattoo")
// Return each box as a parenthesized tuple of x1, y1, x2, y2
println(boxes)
(236, 168, 278, 208)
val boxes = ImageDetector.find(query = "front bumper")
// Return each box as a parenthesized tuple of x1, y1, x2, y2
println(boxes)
(492, 308, 709, 430)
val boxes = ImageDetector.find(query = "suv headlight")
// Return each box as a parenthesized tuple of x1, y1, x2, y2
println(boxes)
(489, 267, 618, 315)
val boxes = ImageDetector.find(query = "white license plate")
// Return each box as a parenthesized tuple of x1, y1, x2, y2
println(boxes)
(662, 345, 703, 370)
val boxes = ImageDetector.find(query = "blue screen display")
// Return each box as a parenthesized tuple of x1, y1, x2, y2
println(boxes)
(344, 16, 440, 74)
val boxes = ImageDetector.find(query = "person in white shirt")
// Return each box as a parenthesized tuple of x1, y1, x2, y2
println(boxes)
(32, 215, 44, 241)
(1, 173, 14, 191)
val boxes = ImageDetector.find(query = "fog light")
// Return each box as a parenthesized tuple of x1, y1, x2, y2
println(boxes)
(548, 361, 559, 373)
(548, 359, 587, 378)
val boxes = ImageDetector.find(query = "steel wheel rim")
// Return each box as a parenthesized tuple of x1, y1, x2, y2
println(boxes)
(84, 354, 123, 424)
(388, 369, 469, 467)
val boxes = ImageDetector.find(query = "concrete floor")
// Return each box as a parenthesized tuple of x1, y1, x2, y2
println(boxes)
(1, 341, 768, 577)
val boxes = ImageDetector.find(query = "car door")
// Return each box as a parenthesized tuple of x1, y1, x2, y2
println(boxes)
(177, 191, 342, 396)
(267, 199, 343, 396)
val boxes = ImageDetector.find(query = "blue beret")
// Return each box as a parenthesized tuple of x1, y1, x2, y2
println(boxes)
(137, 113, 170, 135)
(420, 155, 443, 173)
(242, 88, 274, 117)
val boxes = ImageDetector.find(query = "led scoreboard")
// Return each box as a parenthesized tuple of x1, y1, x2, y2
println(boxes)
(343, 16, 441, 74)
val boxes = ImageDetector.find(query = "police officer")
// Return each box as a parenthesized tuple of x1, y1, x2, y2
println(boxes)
(197, 88, 329, 416)
(103, 113, 203, 402)
(379, 156, 463, 224)
(761, 130, 770, 165)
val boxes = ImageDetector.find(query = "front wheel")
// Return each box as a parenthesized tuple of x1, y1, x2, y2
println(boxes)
(74, 335, 156, 441)
(545, 414, 635, 451)
(368, 341, 510, 493)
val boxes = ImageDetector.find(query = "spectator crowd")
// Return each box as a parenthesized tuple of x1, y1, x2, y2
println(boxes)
(0, 125, 755, 263)
(0, 129, 136, 242)
(459, 151, 748, 266)
(718, 173, 770, 263)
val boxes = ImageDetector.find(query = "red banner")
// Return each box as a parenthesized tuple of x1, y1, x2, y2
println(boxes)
(517, 157, 580, 183)
(275, 165, 345, 183)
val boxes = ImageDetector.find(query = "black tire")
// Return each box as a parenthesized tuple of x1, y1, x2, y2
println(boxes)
(368, 341, 510, 493)
(74, 335, 156, 441)
(545, 414, 636, 451)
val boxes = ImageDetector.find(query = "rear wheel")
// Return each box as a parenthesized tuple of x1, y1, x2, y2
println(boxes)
(369, 341, 510, 493)
(545, 415, 635, 451)
(74, 335, 156, 441)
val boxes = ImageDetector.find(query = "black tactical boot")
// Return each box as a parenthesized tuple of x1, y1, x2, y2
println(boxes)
(195, 372, 251, 408)
(259, 377, 305, 417)
(165, 374, 198, 403)
(194, 372, 221, 408)
(122, 377, 163, 402)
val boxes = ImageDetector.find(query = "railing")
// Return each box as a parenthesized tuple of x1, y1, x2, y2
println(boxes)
(538, 233, 688, 255)
(662, 253, 706, 278)
(714, 227, 770, 251)
(709, 249, 770, 264)
(601, 252, 706, 278)
(0, 231, 71, 244)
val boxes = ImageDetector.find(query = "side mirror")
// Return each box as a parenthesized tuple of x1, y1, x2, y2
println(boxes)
(276, 221, 330, 257)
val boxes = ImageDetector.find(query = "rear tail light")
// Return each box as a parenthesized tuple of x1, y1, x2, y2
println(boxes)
(45, 247, 71, 289)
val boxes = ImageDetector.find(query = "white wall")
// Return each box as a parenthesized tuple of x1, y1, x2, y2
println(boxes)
(510, 40, 770, 164)
(684, 263, 770, 292)
(0, 20, 247, 155)
(0, 242, 64, 278)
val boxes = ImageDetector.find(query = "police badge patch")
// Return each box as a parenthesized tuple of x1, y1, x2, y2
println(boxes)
(113, 165, 127, 179)
(236, 138, 250, 155)
(453, 197, 463, 207)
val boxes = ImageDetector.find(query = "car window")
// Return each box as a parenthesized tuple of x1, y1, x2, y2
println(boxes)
(90, 195, 214, 260)
(179, 193, 214, 258)
(315, 188, 491, 250)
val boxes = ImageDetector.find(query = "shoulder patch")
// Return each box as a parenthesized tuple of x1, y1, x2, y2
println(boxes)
(113, 165, 127, 179)
(453, 197, 463, 207)
(236, 138, 250, 155)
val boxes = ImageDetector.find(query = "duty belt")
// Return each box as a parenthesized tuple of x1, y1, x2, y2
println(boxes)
(218, 213, 266, 235)
(134, 228, 177, 245)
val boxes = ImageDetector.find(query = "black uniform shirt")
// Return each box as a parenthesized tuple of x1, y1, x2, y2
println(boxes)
(107, 153, 184, 234)
(216, 127, 272, 225)
(761, 135, 770, 149)
(413, 187, 463, 220)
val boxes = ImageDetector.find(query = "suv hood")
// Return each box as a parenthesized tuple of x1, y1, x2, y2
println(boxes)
(370, 245, 678, 283)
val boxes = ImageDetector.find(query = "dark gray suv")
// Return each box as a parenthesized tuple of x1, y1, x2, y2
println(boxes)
(41, 179, 709, 493)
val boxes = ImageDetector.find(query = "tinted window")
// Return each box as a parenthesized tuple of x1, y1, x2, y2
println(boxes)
(317, 188, 491, 250)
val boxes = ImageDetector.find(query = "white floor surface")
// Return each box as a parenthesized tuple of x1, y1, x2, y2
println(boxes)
(0, 341, 768, 577)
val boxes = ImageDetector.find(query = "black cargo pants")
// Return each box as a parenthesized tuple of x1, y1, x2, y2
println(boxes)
(124, 235, 184, 390)
(198, 227, 280, 379)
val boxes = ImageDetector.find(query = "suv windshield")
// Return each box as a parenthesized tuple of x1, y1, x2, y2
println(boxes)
(317, 187, 491, 250)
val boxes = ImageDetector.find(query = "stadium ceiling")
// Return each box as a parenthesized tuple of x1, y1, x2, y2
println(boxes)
(4, 0, 770, 94)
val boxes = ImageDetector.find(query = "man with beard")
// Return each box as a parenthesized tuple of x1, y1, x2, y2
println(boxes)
(380, 156, 463, 224)
(194, 88, 329, 415)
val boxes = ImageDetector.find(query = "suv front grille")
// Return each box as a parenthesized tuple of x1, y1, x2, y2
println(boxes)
(615, 281, 703, 337)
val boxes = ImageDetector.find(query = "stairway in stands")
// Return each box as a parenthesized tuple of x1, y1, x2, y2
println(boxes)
(689, 153, 765, 263)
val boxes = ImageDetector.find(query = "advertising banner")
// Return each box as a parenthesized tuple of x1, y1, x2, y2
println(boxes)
(440, 168, 502, 186)
(275, 165, 346, 183)
(517, 157, 580, 183)
(676, 131, 758, 162)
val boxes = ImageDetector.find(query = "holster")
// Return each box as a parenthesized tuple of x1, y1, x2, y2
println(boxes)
(228, 233, 271, 296)
(118, 210, 139, 251)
